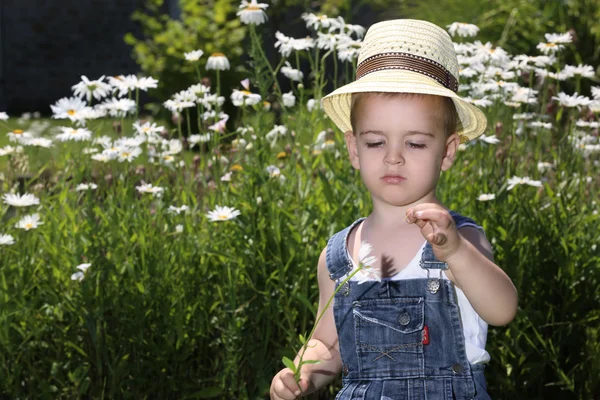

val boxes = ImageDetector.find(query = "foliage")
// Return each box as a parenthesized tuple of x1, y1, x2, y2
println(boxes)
(1, 5, 600, 400)
(395, 0, 600, 68)
(124, 0, 246, 111)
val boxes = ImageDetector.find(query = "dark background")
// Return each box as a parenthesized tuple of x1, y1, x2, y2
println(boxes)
(0, 0, 184, 114)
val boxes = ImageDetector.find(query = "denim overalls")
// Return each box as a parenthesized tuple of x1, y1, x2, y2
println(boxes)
(325, 211, 491, 399)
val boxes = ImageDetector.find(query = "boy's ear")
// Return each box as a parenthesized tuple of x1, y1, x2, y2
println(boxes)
(344, 131, 360, 169)
(440, 132, 460, 171)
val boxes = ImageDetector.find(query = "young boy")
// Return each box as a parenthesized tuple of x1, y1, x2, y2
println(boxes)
(271, 19, 517, 399)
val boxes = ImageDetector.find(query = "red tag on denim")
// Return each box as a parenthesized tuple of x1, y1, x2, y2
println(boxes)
(422, 325, 430, 345)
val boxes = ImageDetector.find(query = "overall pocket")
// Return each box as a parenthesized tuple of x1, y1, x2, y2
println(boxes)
(353, 297, 425, 378)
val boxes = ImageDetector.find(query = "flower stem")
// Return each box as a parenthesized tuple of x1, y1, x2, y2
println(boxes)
(292, 265, 364, 385)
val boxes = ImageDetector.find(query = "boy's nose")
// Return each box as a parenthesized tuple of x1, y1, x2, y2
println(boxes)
(384, 149, 405, 165)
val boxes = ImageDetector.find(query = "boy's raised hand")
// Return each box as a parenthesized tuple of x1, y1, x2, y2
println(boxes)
(405, 204, 461, 262)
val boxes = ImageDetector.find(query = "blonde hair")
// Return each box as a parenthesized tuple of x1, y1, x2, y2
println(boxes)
(350, 92, 459, 137)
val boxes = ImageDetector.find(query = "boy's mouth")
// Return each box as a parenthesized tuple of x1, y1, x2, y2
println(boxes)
(381, 174, 406, 183)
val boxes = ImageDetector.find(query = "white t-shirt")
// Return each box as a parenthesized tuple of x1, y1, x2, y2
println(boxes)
(346, 226, 491, 365)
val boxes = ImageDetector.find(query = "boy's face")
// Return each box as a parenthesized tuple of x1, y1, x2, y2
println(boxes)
(344, 94, 460, 208)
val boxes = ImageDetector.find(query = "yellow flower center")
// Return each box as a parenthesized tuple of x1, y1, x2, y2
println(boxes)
(277, 151, 287, 159)
(231, 164, 243, 171)
(13, 130, 23, 134)
(211, 52, 225, 57)
(241, 90, 252, 96)
(246, 5, 261, 10)
(143, 127, 150, 132)
(71, 129, 78, 134)
(67, 110, 76, 116)
(545, 43, 557, 48)
(25, 223, 33, 229)
(324, 140, 335, 145)
(122, 152, 130, 157)
(218, 215, 228, 219)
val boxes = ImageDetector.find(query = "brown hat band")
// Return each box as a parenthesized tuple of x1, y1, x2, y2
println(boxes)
(356, 52, 459, 93)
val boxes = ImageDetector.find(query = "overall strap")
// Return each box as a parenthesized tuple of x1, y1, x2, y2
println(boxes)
(325, 218, 366, 280)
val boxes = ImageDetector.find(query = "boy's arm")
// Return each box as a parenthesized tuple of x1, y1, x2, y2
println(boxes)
(445, 226, 518, 326)
(294, 247, 342, 394)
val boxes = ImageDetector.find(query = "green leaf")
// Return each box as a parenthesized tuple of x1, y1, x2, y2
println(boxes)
(282, 356, 297, 373)
(299, 333, 306, 345)
(135, 282, 146, 294)
(64, 341, 88, 358)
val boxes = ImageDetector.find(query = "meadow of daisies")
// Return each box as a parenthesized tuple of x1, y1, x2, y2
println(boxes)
(0, 2, 599, 398)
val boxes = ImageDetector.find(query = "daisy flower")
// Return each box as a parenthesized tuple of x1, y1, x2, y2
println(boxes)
(536, 42, 564, 55)
(479, 134, 500, 144)
(108, 75, 138, 97)
(55, 127, 93, 142)
(552, 92, 592, 108)
(184, 50, 204, 62)
(529, 121, 553, 129)
(274, 31, 315, 57)
(237, 0, 268, 25)
(206, 53, 230, 71)
(537, 162, 554, 172)
(23, 137, 53, 148)
(206, 205, 241, 222)
(282, 91, 296, 107)
(477, 194, 496, 201)
(50, 97, 88, 123)
(163, 99, 195, 113)
(136, 181, 165, 197)
(15, 213, 43, 230)
(7, 129, 32, 143)
(544, 32, 573, 44)
(3, 193, 40, 207)
(168, 205, 189, 215)
(133, 121, 164, 136)
(0, 234, 15, 246)
(301, 13, 334, 30)
(307, 99, 320, 112)
(447, 22, 480, 37)
(136, 76, 159, 91)
(0, 112, 8, 120)
(117, 147, 143, 162)
(344, 23, 366, 38)
(188, 133, 211, 147)
(281, 62, 303, 81)
(91, 153, 111, 163)
(591, 86, 600, 100)
(75, 183, 98, 191)
(71, 75, 111, 102)
(353, 241, 379, 284)
(0, 145, 22, 156)
(231, 89, 261, 107)
(98, 98, 137, 117)
(506, 176, 543, 190)
(265, 125, 287, 141)
(563, 64, 596, 79)
(71, 263, 91, 282)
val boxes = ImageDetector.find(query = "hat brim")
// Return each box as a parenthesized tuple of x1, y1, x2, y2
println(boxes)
(321, 69, 487, 143)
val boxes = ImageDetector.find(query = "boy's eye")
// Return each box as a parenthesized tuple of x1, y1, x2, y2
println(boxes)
(408, 142, 426, 149)
(365, 142, 383, 148)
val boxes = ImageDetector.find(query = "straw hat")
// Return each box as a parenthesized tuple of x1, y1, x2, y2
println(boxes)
(321, 19, 487, 143)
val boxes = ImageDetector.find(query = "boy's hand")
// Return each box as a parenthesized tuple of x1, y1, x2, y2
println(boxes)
(270, 368, 310, 399)
(405, 204, 462, 262)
